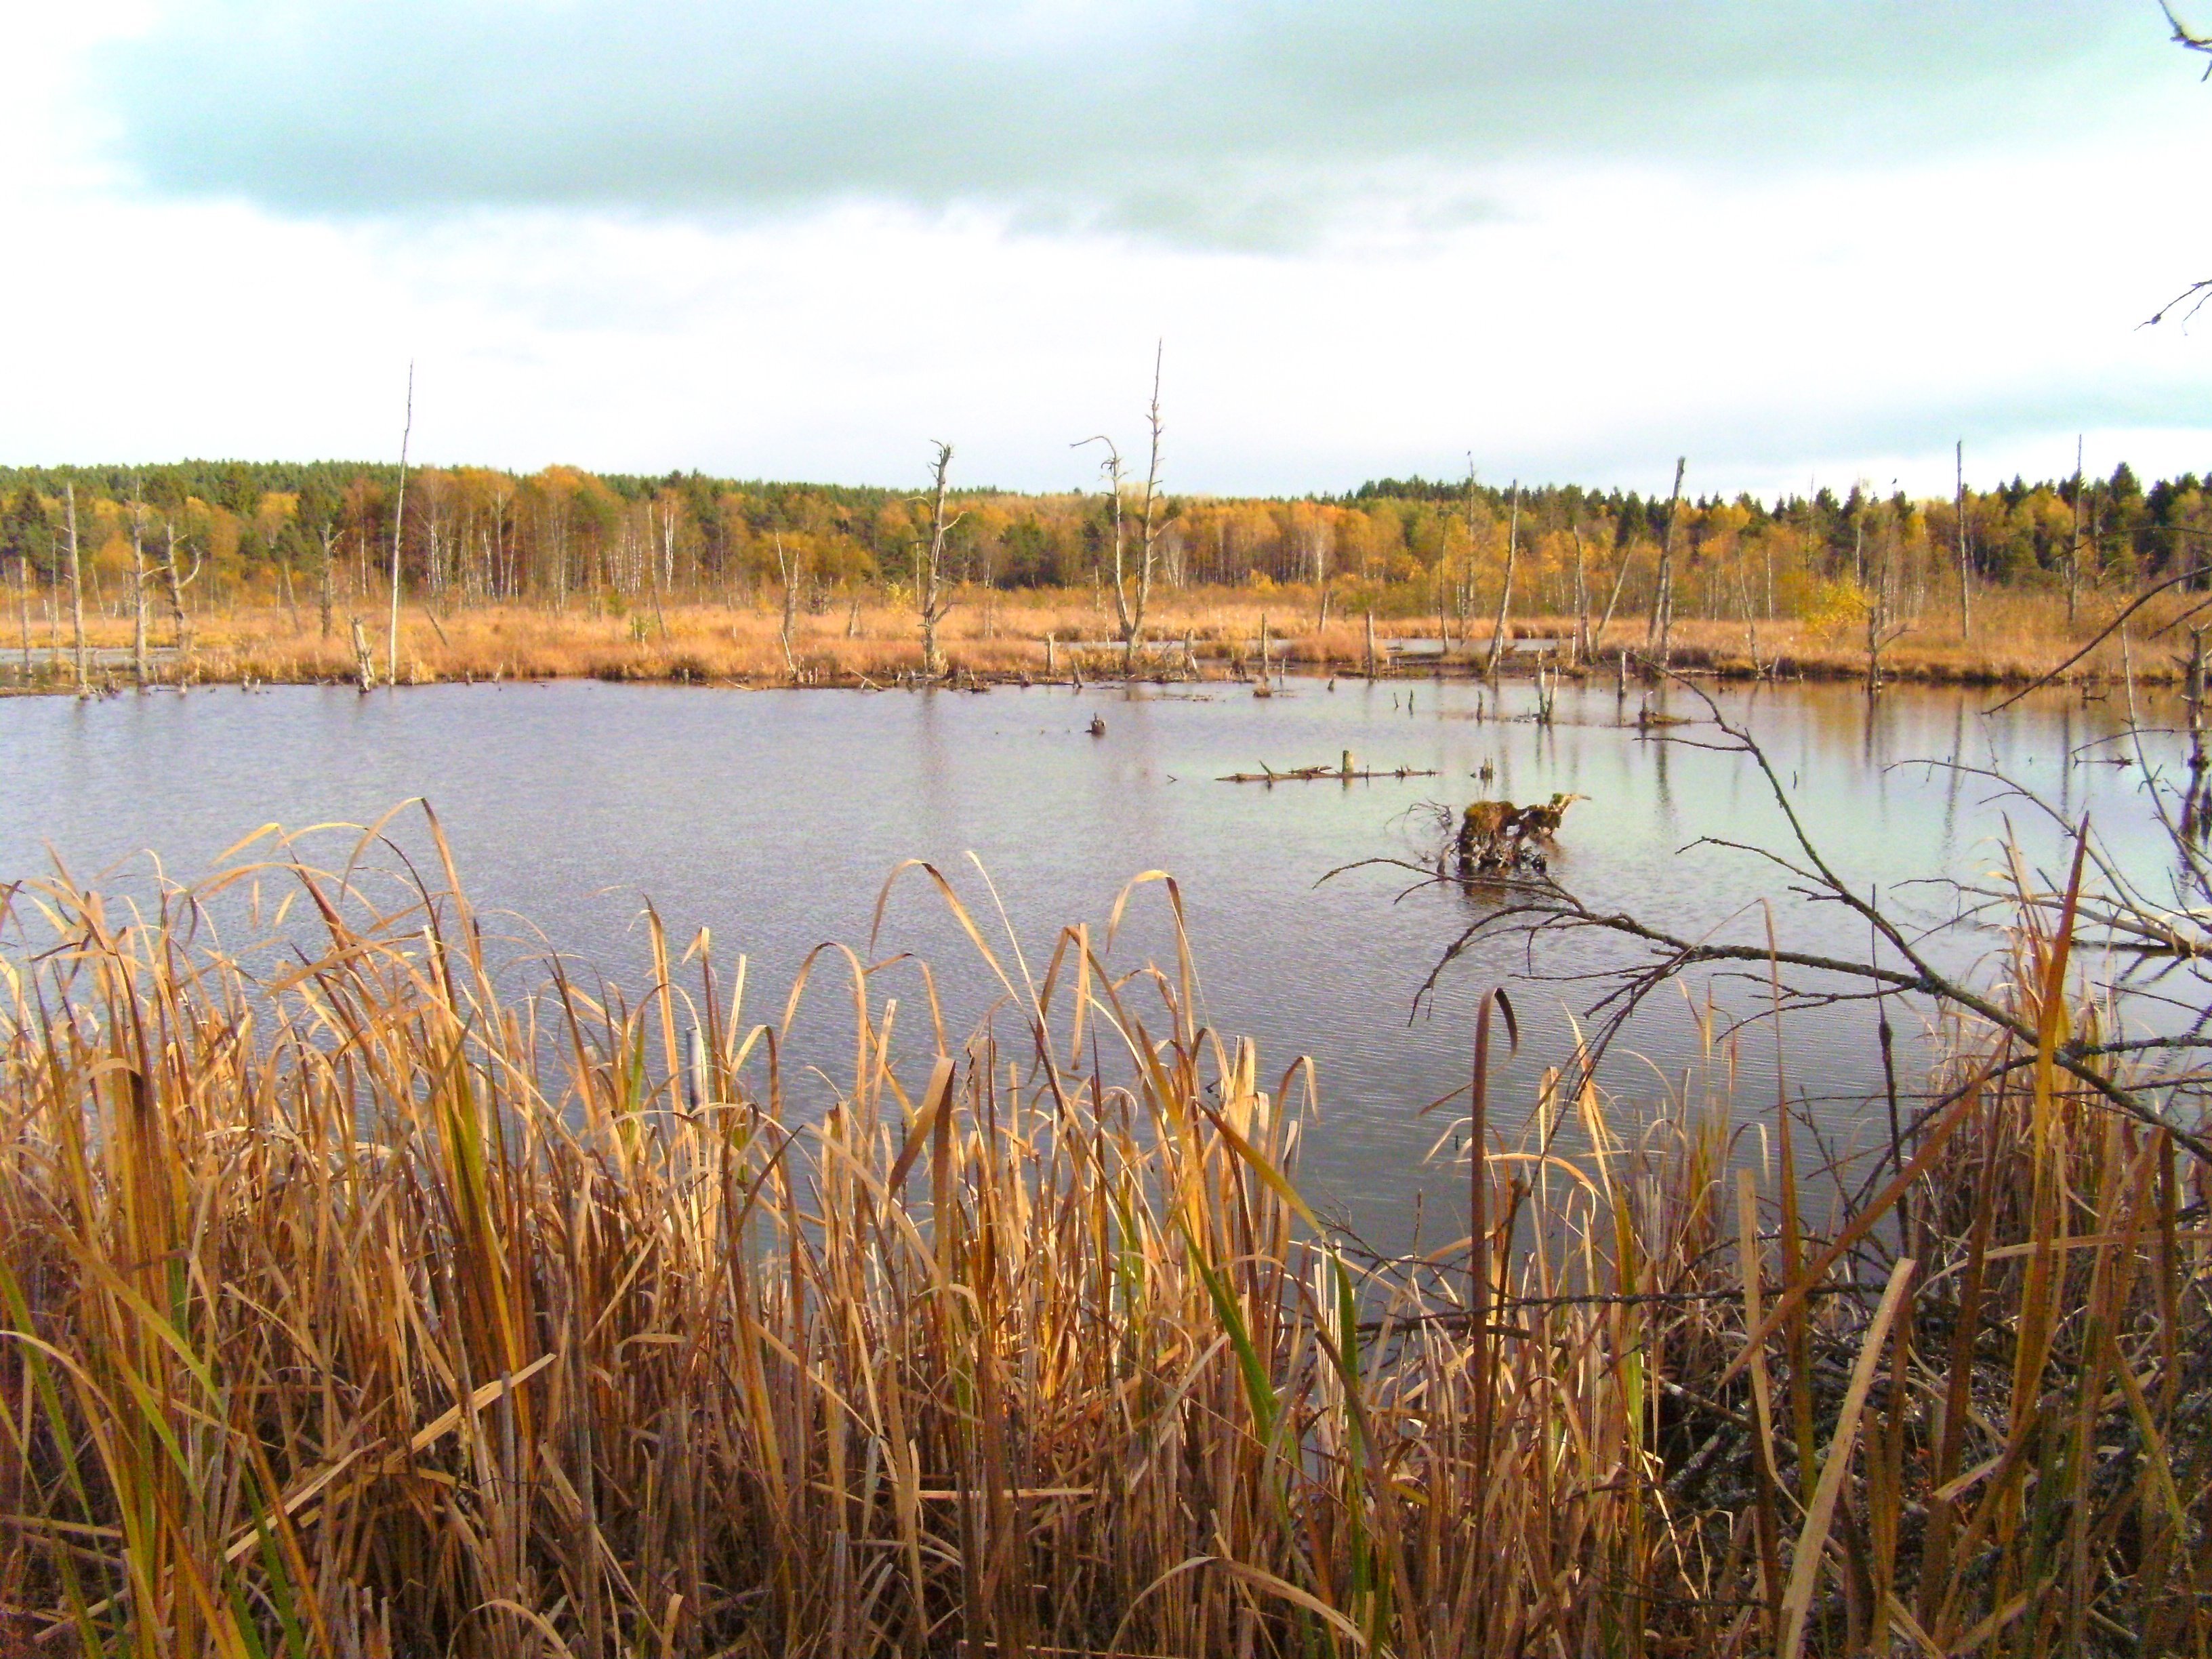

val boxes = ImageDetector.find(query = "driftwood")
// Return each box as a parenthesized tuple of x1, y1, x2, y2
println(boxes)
(1219, 752, 1438, 784)
(1455, 792, 1584, 877)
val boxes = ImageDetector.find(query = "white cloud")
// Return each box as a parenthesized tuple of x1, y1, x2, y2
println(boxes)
(1, 2, 2207, 499)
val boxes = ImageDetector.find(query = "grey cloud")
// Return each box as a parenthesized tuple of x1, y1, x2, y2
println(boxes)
(95, 1, 2167, 247)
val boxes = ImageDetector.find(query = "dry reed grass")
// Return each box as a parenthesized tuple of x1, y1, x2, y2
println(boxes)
(9, 583, 2197, 692)
(0, 817, 2205, 1656)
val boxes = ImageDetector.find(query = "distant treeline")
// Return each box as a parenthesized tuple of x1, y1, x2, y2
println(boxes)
(2, 456, 2205, 628)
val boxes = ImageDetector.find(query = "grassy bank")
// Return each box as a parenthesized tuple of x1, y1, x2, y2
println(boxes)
(4, 584, 2201, 693)
(0, 827, 2205, 1656)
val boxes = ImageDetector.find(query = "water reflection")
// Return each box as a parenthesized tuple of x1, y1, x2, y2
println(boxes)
(1, 676, 2186, 1250)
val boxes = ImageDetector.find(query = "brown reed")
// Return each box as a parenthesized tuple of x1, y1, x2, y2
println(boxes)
(0, 818, 2203, 1656)
(9, 584, 2195, 693)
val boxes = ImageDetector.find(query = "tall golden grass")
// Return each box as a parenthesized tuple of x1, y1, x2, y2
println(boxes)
(8, 583, 2198, 691)
(0, 820, 2204, 1656)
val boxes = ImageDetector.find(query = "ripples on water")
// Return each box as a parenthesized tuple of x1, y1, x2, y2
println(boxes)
(0, 675, 2185, 1248)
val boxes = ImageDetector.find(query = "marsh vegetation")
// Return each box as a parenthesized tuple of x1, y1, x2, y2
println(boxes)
(1, 691, 2207, 1654)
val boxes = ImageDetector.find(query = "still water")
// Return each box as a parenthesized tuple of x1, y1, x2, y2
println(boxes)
(0, 675, 2185, 1248)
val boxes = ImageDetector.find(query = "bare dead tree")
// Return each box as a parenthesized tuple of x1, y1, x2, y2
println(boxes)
(387, 363, 414, 686)
(163, 520, 200, 654)
(1484, 481, 1521, 679)
(64, 483, 85, 692)
(14, 536, 30, 680)
(129, 484, 148, 687)
(318, 519, 339, 640)
(913, 442, 964, 679)
(1570, 525, 1591, 664)
(647, 500, 672, 640)
(2068, 435, 2086, 628)
(775, 533, 802, 678)
(1645, 457, 1686, 665)
(1954, 441, 1973, 644)
(1076, 344, 1167, 676)
(1860, 581, 1908, 694)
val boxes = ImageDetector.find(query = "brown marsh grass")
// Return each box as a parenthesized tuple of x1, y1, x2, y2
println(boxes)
(0, 818, 2205, 1656)
(10, 584, 2198, 691)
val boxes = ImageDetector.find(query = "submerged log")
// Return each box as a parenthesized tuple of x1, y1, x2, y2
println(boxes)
(1218, 762, 1439, 783)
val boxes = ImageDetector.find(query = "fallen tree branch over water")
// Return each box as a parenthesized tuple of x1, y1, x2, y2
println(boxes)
(1335, 672, 2212, 1164)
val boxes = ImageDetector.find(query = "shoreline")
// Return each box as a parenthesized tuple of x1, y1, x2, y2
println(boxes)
(1, 643, 2179, 699)
(2, 590, 2194, 697)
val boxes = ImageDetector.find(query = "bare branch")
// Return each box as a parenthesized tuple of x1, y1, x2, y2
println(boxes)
(1982, 562, 2210, 712)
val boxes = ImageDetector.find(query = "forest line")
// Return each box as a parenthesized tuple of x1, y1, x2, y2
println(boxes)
(3, 452, 2209, 691)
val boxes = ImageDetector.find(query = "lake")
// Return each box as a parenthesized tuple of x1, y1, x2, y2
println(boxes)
(1, 674, 2184, 1250)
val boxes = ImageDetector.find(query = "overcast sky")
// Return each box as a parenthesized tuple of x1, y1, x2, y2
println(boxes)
(4, 1, 2209, 499)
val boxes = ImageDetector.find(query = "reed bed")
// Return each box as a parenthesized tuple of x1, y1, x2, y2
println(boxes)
(9, 585, 2196, 693)
(0, 829, 2205, 1656)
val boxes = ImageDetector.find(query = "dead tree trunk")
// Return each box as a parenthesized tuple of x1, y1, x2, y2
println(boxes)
(319, 523, 337, 640)
(1435, 549, 1449, 652)
(1955, 438, 1972, 644)
(914, 442, 963, 679)
(1645, 457, 1685, 667)
(388, 363, 414, 684)
(775, 534, 801, 679)
(1484, 481, 1521, 678)
(1450, 459, 1481, 653)
(2068, 434, 2084, 630)
(1078, 344, 1166, 678)
(2187, 626, 2207, 775)
(351, 617, 376, 690)
(14, 546, 30, 680)
(130, 495, 148, 687)
(1593, 530, 1635, 652)
(163, 522, 198, 653)
(650, 501, 672, 639)
(65, 484, 85, 691)
(1570, 527, 1590, 665)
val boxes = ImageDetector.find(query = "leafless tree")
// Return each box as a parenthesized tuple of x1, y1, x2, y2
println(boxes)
(64, 483, 85, 692)
(913, 442, 964, 679)
(1954, 441, 1973, 644)
(163, 520, 200, 653)
(317, 518, 340, 639)
(1570, 525, 1591, 663)
(1859, 580, 1909, 693)
(129, 484, 148, 687)
(775, 533, 802, 678)
(387, 363, 414, 685)
(1645, 457, 1686, 665)
(1076, 344, 1166, 676)
(13, 537, 30, 680)
(1484, 481, 1521, 678)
